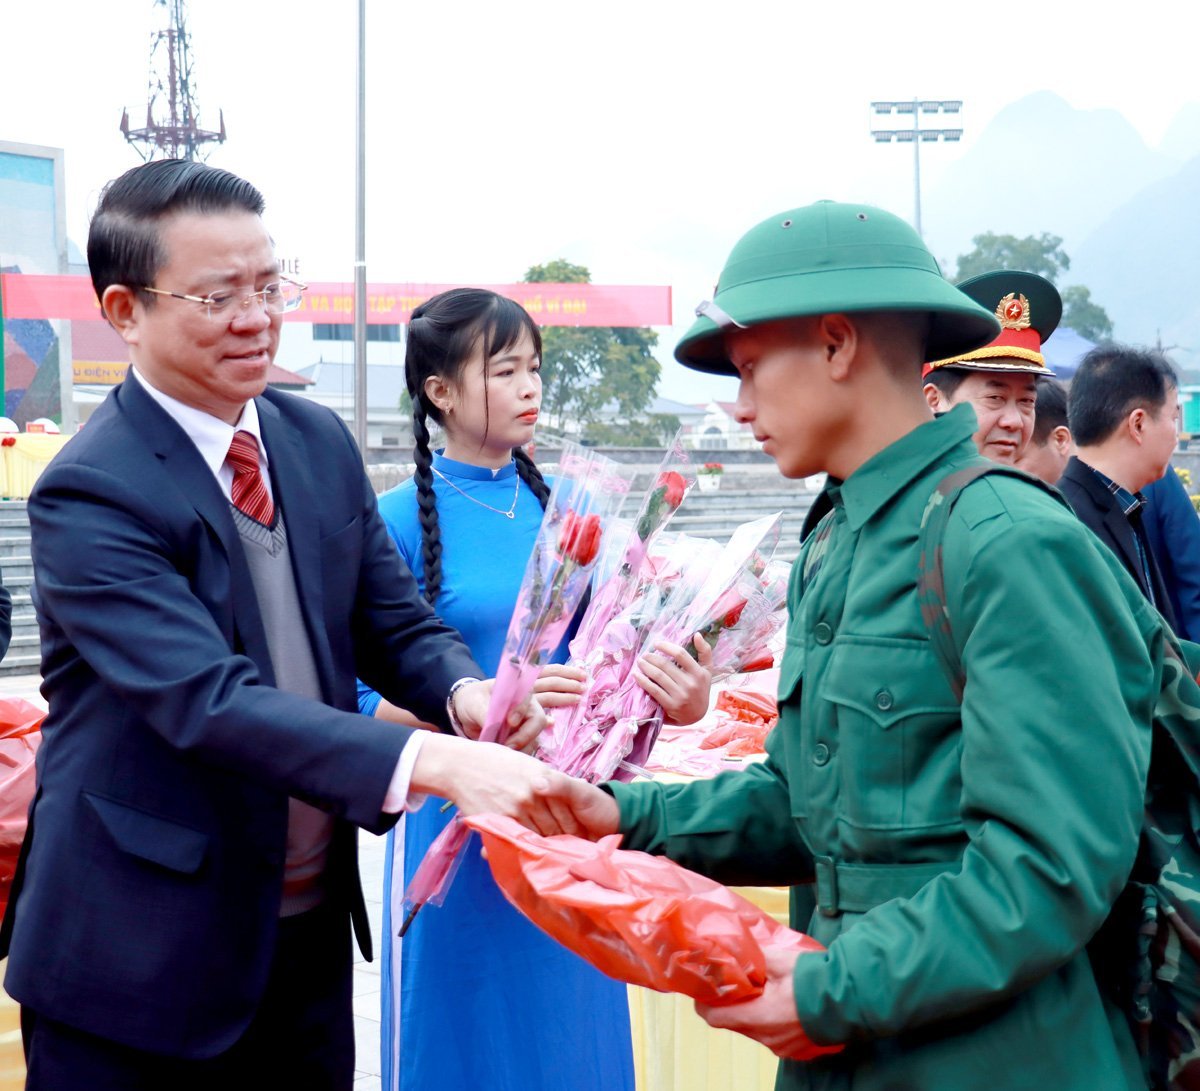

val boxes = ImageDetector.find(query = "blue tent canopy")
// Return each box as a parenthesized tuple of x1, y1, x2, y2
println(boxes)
(1043, 327, 1096, 381)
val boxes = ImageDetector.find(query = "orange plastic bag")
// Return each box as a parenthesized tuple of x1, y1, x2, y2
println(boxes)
(700, 688, 779, 755)
(464, 813, 825, 1005)
(0, 697, 45, 920)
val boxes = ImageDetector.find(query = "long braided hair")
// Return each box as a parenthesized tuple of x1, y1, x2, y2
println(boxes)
(407, 288, 551, 605)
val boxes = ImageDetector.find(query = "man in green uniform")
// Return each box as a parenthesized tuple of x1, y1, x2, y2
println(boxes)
(545, 202, 1157, 1089)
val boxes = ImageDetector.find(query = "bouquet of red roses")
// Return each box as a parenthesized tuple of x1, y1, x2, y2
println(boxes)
(541, 513, 786, 783)
(400, 443, 631, 927)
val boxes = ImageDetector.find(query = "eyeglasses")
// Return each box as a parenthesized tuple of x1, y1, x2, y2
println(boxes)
(140, 276, 307, 321)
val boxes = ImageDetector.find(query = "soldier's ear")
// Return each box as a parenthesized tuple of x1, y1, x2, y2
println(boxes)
(819, 314, 857, 381)
(922, 383, 944, 413)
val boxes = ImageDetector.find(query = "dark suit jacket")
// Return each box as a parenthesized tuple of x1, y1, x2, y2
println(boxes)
(0, 565, 10, 662)
(1143, 465, 1200, 642)
(1058, 455, 1179, 633)
(0, 378, 480, 1059)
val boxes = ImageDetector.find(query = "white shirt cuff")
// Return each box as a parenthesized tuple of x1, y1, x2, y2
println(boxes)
(382, 732, 429, 814)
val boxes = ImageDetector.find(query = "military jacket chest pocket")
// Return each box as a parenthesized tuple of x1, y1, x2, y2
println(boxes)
(820, 637, 962, 831)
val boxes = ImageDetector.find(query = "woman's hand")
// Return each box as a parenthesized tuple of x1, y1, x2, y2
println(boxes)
(532, 664, 588, 710)
(633, 634, 714, 726)
(451, 679, 548, 754)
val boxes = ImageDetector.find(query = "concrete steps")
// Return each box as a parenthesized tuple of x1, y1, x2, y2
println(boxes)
(0, 466, 821, 680)
(0, 502, 39, 677)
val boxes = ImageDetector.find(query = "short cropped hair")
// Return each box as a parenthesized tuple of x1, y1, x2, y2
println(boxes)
(87, 159, 265, 305)
(1031, 377, 1069, 445)
(923, 366, 969, 398)
(1068, 344, 1177, 447)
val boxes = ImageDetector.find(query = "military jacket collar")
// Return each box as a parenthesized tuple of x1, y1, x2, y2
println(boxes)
(830, 404, 978, 532)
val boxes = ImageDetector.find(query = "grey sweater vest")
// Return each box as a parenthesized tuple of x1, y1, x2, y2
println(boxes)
(234, 507, 334, 918)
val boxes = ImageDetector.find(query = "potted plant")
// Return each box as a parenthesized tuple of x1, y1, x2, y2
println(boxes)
(696, 461, 724, 492)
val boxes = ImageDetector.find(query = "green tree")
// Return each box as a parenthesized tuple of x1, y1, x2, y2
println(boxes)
(954, 232, 1071, 282)
(954, 232, 1113, 340)
(524, 260, 661, 443)
(1060, 285, 1114, 342)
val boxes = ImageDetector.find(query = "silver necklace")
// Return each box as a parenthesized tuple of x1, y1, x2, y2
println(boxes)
(432, 465, 520, 518)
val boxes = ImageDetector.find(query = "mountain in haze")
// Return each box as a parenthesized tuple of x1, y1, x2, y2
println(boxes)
(923, 91, 1177, 272)
(1159, 102, 1200, 163)
(1071, 151, 1200, 371)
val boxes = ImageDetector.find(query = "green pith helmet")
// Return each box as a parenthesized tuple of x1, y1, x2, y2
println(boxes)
(675, 201, 1002, 375)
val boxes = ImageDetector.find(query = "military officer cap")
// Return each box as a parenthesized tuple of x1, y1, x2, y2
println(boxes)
(922, 270, 1061, 379)
(675, 200, 1000, 375)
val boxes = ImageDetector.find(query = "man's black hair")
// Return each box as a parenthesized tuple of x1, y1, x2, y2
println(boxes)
(1068, 344, 1177, 447)
(1031, 377, 1069, 445)
(923, 367, 969, 398)
(87, 159, 265, 305)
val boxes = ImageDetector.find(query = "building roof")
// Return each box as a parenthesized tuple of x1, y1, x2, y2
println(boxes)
(296, 360, 407, 410)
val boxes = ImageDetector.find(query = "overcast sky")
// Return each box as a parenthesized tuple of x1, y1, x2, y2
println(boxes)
(6, 0, 1197, 403)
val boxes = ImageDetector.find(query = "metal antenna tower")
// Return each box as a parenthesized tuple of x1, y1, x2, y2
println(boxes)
(120, 0, 226, 161)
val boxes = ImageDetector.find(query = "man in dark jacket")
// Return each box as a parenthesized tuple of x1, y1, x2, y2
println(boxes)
(1059, 343, 1181, 631)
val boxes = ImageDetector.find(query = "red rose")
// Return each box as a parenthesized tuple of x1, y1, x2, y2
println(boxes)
(657, 471, 686, 510)
(559, 511, 603, 567)
(723, 599, 747, 628)
(709, 589, 747, 630)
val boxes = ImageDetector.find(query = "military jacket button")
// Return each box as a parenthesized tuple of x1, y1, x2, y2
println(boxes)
(813, 742, 831, 766)
(813, 622, 833, 645)
(875, 689, 894, 711)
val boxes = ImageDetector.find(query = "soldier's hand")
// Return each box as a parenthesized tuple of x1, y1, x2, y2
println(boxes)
(411, 734, 615, 837)
(695, 946, 842, 1062)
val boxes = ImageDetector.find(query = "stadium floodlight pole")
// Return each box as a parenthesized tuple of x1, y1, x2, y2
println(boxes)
(352, 0, 368, 460)
(869, 98, 963, 237)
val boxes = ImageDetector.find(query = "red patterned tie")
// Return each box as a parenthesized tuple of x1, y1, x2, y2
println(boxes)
(226, 430, 275, 526)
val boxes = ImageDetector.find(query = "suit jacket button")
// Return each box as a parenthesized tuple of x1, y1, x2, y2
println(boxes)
(813, 742, 831, 766)
(875, 689, 894, 711)
(813, 622, 833, 645)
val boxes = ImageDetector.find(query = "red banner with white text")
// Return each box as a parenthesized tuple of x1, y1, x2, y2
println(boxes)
(1, 275, 672, 328)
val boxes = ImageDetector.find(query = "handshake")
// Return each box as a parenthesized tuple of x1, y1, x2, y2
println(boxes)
(409, 678, 621, 840)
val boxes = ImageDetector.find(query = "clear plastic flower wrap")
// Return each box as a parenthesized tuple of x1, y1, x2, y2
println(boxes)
(400, 443, 632, 927)
(540, 513, 787, 783)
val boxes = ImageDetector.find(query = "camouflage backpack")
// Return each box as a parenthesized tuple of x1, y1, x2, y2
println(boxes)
(917, 463, 1200, 1091)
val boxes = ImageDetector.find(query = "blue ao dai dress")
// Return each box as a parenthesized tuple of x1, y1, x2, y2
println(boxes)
(359, 453, 634, 1091)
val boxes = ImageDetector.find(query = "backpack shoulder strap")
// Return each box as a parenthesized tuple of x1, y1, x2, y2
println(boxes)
(917, 463, 1069, 701)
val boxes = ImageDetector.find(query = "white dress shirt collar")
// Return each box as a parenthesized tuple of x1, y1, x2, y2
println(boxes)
(128, 366, 269, 482)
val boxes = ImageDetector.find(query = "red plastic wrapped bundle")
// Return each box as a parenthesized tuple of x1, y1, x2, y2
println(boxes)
(464, 813, 826, 1005)
(700, 688, 779, 756)
(0, 698, 45, 919)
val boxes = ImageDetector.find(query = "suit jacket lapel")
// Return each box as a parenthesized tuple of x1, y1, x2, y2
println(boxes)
(1067, 459, 1151, 596)
(256, 395, 336, 700)
(114, 379, 277, 682)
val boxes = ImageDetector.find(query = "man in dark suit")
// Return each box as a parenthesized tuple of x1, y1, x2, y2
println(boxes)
(1058, 344, 1182, 632)
(0, 160, 564, 1090)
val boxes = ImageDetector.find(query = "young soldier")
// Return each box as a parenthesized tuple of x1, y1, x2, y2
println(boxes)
(543, 202, 1157, 1089)
(922, 270, 1061, 464)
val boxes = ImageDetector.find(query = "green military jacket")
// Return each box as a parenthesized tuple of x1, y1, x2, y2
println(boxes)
(610, 406, 1158, 1091)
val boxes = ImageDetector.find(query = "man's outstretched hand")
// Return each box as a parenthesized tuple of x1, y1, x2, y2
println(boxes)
(411, 733, 621, 839)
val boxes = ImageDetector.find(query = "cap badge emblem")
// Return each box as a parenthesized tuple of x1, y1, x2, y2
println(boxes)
(996, 293, 1031, 330)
